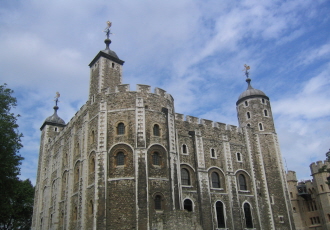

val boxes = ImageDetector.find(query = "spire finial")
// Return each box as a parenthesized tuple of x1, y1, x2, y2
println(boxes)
(54, 92, 60, 111)
(243, 64, 252, 89)
(104, 21, 112, 50)
(243, 64, 250, 78)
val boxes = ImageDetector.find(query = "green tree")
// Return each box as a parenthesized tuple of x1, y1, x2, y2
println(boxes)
(0, 84, 34, 229)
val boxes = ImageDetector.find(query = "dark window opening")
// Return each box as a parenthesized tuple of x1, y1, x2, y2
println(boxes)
(239, 174, 247, 190)
(117, 123, 125, 135)
(237, 152, 241, 161)
(153, 152, 160, 165)
(244, 203, 253, 228)
(247, 112, 251, 119)
(212, 172, 220, 188)
(211, 148, 215, 158)
(262, 98, 265, 103)
(181, 168, 190, 185)
(184, 199, 193, 212)
(116, 152, 125, 166)
(182, 144, 187, 154)
(259, 123, 263, 130)
(216, 201, 225, 228)
(155, 195, 162, 210)
(245, 101, 248, 106)
(153, 124, 160, 136)
(264, 110, 268, 116)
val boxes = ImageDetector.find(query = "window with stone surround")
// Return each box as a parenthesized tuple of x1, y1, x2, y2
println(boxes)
(181, 168, 190, 186)
(88, 200, 94, 215)
(182, 144, 188, 154)
(90, 130, 95, 144)
(211, 172, 221, 188)
(216, 201, 225, 228)
(152, 152, 160, 165)
(264, 109, 268, 117)
(237, 152, 242, 162)
(184, 199, 193, 212)
(210, 148, 216, 158)
(153, 124, 160, 136)
(243, 203, 253, 228)
(117, 122, 125, 135)
(238, 174, 247, 191)
(116, 152, 125, 166)
(245, 101, 248, 106)
(247, 111, 251, 119)
(154, 195, 162, 210)
(259, 123, 264, 131)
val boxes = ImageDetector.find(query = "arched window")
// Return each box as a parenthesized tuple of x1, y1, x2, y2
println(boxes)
(262, 98, 265, 104)
(155, 195, 162, 210)
(245, 101, 248, 106)
(184, 199, 193, 212)
(153, 124, 160, 136)
(247, 112, 251, 119)
(117, 122, 125, 135)
(181, 168, 190, 185)
(244, 203, 253, 228)
(182, 144, 187, 154)
(153, 152, 160, 165)
(74, 167, 79, 184)
(239, 174, 247, 190)
(116, 152, 125, 166)
(264, 110, 268, 116)
(90, 157, 95, 173)
(216, 201, 225, 228)
(237, 152, 242, 162)
(211, 148, 216, 158)
(211, 172, 220, 188)
(259, 123, 263, 130)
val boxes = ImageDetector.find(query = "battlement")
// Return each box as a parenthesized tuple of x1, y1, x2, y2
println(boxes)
(310, 160, 330, 175)
(286, 170, 297, 182)
(111, 84, 173, 101)
(175, 113, 242, 134)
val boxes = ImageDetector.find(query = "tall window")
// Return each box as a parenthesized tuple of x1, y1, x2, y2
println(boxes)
(90, 157, 95, 173)
(211, 148, 215, 158)
(239, 174, 247, 190)
(181, 168, 190, 185)
(117, 122, 125, 135)
(247, 112, 251, 119)
(259, 123, 263, 130)
(245, 101, 248, 106)
(184, 199, 193, 212)
(182, 144, 187, 154)
(89, 200, 94, 215)
(90, 130, 95, 144)
(155, 195, 162, 210)
(116, 152, 125, 166)
(153, 152, 160, 165)
(73, 206, 78, 220)
(237, 152, 241, 161)
(74, 167, 79, 184)
(153, 124, 160, 136)
(216, 201, 225, 228)
(244, 203, 253, 228)
(211, 172, 220, 188)
(264, 110, 268, 116)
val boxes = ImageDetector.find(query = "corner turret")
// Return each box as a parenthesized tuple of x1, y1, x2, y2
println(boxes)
(88, 21, 125, 101)
(236, 65, 275, 132)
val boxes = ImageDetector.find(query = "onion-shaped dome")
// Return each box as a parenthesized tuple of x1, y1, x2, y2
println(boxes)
(237, 78, 269, 105)
(40, 105, 66, 130)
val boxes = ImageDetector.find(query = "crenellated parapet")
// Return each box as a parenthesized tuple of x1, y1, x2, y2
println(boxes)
(310, 160, 330, 175)
(286, 170, 298, 182)
(174, 113, 243, 135)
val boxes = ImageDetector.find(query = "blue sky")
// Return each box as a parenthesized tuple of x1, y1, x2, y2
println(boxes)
(0, 0, 329, 184)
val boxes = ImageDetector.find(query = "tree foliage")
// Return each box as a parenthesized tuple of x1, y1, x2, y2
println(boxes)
(0, 84, 34, 229)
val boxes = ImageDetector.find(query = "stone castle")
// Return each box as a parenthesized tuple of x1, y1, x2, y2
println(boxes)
(31, 33, 296, 229)
(287, 149, 330, 230)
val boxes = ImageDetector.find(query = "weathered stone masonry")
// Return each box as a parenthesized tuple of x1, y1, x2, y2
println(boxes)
(31, 38, 295, 230)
